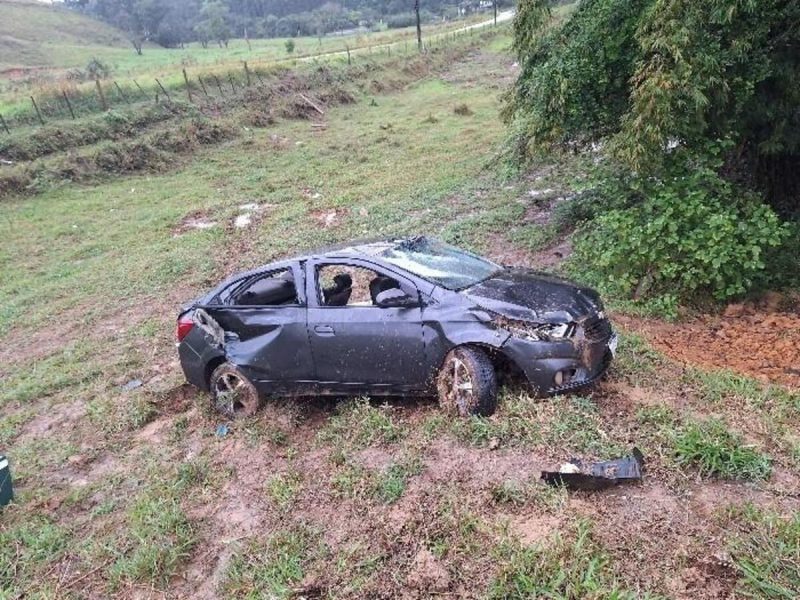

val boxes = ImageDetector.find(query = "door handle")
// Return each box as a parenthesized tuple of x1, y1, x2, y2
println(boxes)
(314, 325, 335, 336)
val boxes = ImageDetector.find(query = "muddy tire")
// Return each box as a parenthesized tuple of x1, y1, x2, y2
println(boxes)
(209, 362, 261, 418)
(437, 346, 497, 417)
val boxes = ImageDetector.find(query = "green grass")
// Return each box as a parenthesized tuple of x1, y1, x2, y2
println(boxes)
(223, 527, 319, 599)
(726, 505, 800, 599)
(266, 471, 302, 510)
(317, 398, 403, 449)
(673, 418, 772, 481)
(0, 0, 130, 71)
(108, 493, 196, 588)
(489, 519, 660, 600)
(0, 516, 69, 595)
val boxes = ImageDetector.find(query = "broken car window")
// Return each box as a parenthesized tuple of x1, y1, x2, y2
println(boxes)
(232, 269, 298, 306)
(377, 237, 500, 291)
(317, 265, 403, 307)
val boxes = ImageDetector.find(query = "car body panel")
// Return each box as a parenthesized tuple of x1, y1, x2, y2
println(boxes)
(176, 237, 615, 398)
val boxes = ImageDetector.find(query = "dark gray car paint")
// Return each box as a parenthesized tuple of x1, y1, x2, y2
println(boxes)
(177, 240, 613, 397)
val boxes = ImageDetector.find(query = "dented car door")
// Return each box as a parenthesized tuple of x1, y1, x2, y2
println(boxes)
(199, 263, 314, 391)
(305, 259, 428, 390)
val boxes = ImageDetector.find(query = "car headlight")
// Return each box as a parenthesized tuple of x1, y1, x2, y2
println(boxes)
(503, 320, 576, 342)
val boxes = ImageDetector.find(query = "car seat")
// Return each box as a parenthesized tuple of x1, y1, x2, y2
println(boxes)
(369, 276, 399, 304)
(323, 273, 353, 306)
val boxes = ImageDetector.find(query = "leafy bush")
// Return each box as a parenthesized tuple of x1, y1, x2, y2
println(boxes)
(570, 162, 787, 313)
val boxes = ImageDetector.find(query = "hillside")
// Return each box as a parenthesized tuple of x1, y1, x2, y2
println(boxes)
(0, 0, 130, 72)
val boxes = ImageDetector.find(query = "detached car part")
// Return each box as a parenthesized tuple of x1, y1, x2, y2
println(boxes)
(176, 236, 617, 418)
(541, 448, 645, 491)
(0, 455, 13, 507)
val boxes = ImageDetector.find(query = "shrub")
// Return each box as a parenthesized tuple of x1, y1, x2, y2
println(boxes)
(570, 161, 787, 313)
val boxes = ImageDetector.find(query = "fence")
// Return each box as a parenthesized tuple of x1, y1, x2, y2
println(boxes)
(0, 19, 500, 133)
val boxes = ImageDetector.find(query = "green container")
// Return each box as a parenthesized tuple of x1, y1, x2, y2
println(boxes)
(0, 455, 12, 507)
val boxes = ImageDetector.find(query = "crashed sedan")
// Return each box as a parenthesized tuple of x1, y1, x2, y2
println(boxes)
(177, 236, 617, 418)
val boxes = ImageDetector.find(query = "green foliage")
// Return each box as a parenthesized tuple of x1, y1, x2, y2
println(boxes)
(284, 38, 295, 54)
(673, 418, 772, 481)
(570, 161, 787, 312)
(508, 0, 800, 214)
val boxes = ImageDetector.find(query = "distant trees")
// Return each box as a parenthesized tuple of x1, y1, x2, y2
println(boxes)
(67, 0, 503, 50)
(195, 0, 233, 47)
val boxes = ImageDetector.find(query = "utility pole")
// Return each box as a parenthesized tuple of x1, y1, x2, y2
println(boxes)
(414, 0, 422, 51)
(494, 0, 498, 26)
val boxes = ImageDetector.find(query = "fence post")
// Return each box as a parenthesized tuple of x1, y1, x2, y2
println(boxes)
(0, 113, 9, 134)
(30, 96, 45, 125)
(114, 81, 130, 105)
(133, 79, 146, 98)
(94, 79, 108, 111)
(198, 76, 209, 97)
(243, 61, 251, 87)
(212, 74, 225, 96)
(182, 69, 193, 103)
(62, 90, 76, 119)
(346, 44, 351, 65)
(228, 73, 236, 93)
(154, 78, 171, 103)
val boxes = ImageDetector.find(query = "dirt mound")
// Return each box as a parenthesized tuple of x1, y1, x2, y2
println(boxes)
(624, 301, 800, 388)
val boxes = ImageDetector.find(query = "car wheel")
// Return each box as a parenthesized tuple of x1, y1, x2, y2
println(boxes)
(437, 346, 497, 417)
(209, 362, 261, 418)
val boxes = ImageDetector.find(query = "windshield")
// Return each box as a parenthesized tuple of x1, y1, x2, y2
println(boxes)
(378, 237, 501, 290)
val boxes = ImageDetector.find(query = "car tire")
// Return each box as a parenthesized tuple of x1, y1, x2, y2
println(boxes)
(437, 346, 498, 417)
(209, 362, 261, 418)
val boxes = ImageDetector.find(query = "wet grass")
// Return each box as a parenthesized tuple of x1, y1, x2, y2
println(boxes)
(2, 29, 799, 599)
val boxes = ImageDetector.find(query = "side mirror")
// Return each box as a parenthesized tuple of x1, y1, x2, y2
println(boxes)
(375, 288, 419, 308)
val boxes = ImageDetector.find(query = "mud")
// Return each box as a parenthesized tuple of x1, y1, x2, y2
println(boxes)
(623, 301, 800, 388)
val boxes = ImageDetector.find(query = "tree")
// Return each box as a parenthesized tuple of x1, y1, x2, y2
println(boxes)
(505, 0, 800, 217)
(197, 0, 232, 47)
(285, 38, 295, 53)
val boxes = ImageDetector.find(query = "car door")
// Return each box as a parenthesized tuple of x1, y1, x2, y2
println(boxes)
(201, 263, 315, 391)
(305, 258, 428, 390)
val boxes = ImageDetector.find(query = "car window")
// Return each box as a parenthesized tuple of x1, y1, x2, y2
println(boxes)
(376, 237, 500, 290)
(316, 264, 405, 307)
(231, 268, 298, 306)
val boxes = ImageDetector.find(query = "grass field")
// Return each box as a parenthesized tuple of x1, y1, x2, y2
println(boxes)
(1, 26, 799, 599)
(0, 0, 498, 119)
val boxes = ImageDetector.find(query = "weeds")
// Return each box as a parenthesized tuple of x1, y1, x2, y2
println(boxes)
(317, 398, 403, 449)
(673, 418, 772, 480)
(222, 527, 318, 599)
(109, 493, 195, 588)
(725, 505, 800, 598)
(489, 519, 658, 600)
(266, 471, 302, 510)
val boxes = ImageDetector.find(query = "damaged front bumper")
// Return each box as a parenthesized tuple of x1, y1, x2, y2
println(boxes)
(501, 319, 617, 395)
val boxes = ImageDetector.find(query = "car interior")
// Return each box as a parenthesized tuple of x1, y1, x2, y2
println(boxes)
(318, 266, 403, 307)
(234, 269, 298, 306)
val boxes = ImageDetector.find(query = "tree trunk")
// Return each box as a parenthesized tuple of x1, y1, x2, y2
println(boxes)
(494, 0, 497, 26)
(414, 0, 422, 52)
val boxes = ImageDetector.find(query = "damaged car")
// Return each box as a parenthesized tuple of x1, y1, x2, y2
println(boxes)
(176, 236, 617, 418)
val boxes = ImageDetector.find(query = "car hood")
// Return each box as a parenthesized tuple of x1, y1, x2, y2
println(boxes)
(462, 268, 602, 323)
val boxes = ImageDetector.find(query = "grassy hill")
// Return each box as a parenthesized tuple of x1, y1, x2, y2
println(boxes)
(0, 0, 131, 72)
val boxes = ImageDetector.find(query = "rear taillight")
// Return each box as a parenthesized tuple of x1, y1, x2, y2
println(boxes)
(176, 314, 194, 342)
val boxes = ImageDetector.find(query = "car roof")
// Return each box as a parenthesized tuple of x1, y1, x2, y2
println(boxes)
(300, 236, 424, 261)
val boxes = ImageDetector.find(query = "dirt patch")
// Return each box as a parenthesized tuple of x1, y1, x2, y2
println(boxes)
(174, 210, 218, 236)
(621, 303, 800, 388)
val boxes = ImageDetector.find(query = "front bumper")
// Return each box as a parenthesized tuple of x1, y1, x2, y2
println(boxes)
(501, 328, 616, 395)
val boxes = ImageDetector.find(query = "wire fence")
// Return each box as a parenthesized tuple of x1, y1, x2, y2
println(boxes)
(0, 20, 501, 133)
